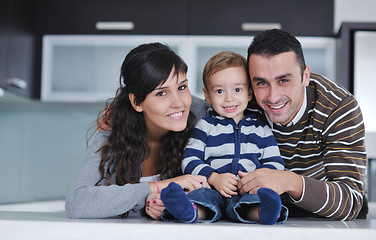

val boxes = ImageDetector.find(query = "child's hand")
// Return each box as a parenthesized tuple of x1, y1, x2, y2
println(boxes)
(208, 172, 239, 198)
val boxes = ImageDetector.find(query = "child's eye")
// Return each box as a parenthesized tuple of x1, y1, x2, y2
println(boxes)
(235, 88, 242, 92)
(216, 89, 223, 94)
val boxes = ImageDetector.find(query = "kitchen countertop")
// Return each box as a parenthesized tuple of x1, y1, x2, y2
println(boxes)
(0, 201, 375, 240)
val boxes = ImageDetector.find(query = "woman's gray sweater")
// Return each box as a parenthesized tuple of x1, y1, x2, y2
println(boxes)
(65, 96, 208, 219)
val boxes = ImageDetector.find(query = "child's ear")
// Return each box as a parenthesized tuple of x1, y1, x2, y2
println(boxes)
(203, 88, 211, 105)
(129, 93, 143, 112)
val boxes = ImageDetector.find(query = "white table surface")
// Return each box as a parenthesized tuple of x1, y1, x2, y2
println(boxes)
(0, 200, 375, 240)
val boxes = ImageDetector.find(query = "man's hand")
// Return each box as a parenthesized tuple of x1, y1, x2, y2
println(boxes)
(237, 169, 303, 199)
(208, 172, 239, 198)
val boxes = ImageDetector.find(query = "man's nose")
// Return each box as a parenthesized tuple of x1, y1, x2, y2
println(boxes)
(267, 86, 280, 103)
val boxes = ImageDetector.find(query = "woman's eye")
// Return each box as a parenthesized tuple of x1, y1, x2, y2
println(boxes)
(235, 88, 242, 92)
(178, 85, 187, 91)
(156, 91, 166, 97)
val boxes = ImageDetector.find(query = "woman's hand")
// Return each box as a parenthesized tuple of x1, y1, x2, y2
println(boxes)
(159, 175, 210, 193)
(145, 192, 164, 220)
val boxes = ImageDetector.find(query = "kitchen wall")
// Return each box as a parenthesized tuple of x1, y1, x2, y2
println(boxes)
(0, 92, 103, 203)
(1, 0, 376, 204)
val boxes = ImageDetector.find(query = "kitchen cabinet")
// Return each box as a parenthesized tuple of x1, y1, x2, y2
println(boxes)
(41, 35, 335, 102)
(42, 0, 333, 36)
(42, 0, 189, 35)
(0, 0, 41, 98)
(186, 36, 336, 98)
(4, 0, 336, 101)
(41, 35, 188, 102)
(369, 158, 376, 201)
(188, 0, 334, 36)
(0, 0, 10, 89)
(336, 22, 376, 164)
(336, 22, 376, 93)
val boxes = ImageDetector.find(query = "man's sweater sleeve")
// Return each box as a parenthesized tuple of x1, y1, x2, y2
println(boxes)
(290, 96, 367, 220)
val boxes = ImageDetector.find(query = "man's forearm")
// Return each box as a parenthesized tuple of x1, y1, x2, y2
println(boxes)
(283, 171, 304, 200)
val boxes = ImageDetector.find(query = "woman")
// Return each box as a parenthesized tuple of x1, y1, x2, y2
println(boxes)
(65, 43, 209, 219)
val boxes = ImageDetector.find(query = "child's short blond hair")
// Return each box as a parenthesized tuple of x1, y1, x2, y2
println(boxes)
(203, 51, 248, 89)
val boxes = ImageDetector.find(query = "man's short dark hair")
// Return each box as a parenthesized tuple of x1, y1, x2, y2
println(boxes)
(247, 29, 306, 76)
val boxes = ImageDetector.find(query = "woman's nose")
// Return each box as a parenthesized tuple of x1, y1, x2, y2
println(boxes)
(171, 92, 184, 107)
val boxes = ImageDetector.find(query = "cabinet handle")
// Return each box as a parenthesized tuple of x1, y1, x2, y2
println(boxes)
(7, 77, 27, 90)
(95, 21, 135, 31)
(241, 23, 281, 32)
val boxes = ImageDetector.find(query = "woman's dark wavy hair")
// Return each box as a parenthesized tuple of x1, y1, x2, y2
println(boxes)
(97, 42, 196, 186)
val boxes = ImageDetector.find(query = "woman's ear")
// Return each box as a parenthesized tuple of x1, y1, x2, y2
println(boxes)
(129, 93, 143, 112)
(203, 88, 211, 105)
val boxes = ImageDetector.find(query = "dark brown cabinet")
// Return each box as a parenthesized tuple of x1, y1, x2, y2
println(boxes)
(0, 0, 41, 98)
(42, 0, 189, 35)
(188, 0, 334, 36)
(2, 0, 335, 100)
(0, 0, 10, 89)
(42, 0, 333, 36)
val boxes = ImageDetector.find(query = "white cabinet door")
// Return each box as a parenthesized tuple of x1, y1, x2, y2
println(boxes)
(354, 31, 376, 132)
(185, 36, 336, 98)
(41, 35, 187, 102)
(42, 35, 336, 102)
(354, 31, 376, 159)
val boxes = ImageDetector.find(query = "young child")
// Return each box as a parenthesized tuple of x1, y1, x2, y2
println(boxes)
(160, 51, 288, 225)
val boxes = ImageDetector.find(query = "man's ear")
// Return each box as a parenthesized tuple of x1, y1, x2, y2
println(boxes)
(248, 87, 253, 101)
(303, 65, 311, 87)
(129, 93, 143, 112)
(203, 87, 211, 105)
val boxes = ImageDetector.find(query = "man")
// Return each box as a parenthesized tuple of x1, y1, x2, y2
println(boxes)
(237, 29, 367, 220)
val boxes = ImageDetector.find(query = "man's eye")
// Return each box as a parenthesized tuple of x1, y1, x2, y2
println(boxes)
(280, 79, 288, 84)
(257, 81, 267, 86)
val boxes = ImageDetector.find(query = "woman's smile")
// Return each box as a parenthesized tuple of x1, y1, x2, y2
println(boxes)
(167, 110, 185, 119)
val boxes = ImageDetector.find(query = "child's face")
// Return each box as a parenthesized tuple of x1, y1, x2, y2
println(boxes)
(204, 67, 252, 124)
